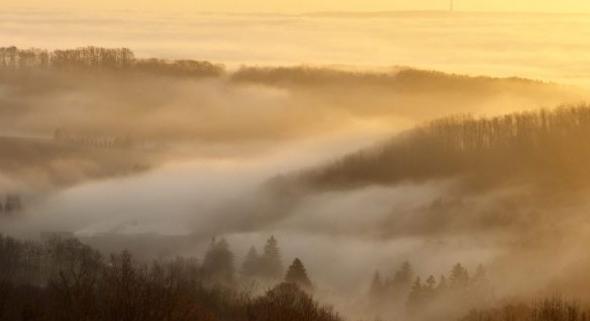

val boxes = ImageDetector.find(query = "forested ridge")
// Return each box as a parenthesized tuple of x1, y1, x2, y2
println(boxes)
(0, 46, 556, 90)
(0, 46, 224, 77)
(0, 234, 332, 321)
(299, 105, 590, 190)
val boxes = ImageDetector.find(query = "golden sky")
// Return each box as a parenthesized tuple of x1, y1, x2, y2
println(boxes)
(6, 0, 590, 13)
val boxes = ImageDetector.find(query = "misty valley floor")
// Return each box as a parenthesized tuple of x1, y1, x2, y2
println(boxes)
(2, 44, 590, 321)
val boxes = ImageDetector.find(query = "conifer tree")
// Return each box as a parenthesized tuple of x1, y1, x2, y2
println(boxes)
(389, 260, 414, 296)
(241, 246, 260, 277)
(202, 238, 235, 286)
(285, 258, 312, 289)
(261, 236, 283, 279)
(473, 264, 486, 283)
(426, 275, 436, 290)
(407, 277, 424, 311)
(449, 263, 469, 288)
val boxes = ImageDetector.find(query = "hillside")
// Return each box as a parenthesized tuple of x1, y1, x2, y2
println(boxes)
(0, 136, 152, 191)
(295, 105, 590, 191)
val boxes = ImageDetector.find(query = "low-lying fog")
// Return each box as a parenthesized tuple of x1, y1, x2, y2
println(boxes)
(2, 43, 590, 320)
(3, 10, 590, 86)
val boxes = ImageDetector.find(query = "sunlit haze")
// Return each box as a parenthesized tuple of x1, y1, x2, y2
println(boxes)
(2, 2, 590, 321)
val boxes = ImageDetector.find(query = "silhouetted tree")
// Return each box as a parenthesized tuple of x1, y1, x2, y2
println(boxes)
(247, 283, 341, 321)
(285, 258, 312, 290)
(407, 277, 424, 312)
(450, 263, 470, 289)
(242, 246, 261, 278)
(201, 238, 235, 286)
(260, 236, 283, 279)
(386, 260, 414, 300)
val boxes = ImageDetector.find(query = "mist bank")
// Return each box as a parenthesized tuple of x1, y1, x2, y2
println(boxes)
(4, 11, 590, 87)
(3, 46, 590, 320)
(1, 46, 585, 191)
(295, 105, 590, 191)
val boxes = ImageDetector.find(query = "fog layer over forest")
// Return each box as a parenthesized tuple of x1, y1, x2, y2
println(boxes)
(2, 46, 590, 321)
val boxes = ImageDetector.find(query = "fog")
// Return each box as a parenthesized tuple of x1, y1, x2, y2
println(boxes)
(2, 10, 590, 321)
(1, 53, 589, 316)
(3, 11, 590, 86)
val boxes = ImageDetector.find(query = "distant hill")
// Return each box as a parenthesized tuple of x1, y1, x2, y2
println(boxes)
(232, 65, 545, 90)
(0, 135, 152, 191)
(293, 105, 590, 191)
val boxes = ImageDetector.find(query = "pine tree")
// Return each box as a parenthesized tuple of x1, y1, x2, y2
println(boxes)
(260, 236, 283, 279)
(285, 258, 312, 289)
(407, 277, 424, 311)
(394, 261, 413, 286)
(389, 260, 414, 297)
(424, 275, 437, 302)
(449, 263, 469, 289)
(202, 238, 235, 286)
(241, 246, 260, 277)
(426, 275, 436, 289)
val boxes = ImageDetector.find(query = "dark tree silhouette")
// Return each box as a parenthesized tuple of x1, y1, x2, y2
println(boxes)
(450, 263, 470, 289)
(261, 236, 283, 279)
(301, 105, 590, 191)
(241, 246, 261, 278)
(285, 258, 312, 289)
(201, 238, 235, 286)
(247, 283, 340, 321)
(0, 46, 225, 77)
(407, 277, 425, 312)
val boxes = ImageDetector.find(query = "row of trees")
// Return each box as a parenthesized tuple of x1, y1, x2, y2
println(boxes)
(200, 237, 312, 290)
(305, 105, 590, 190)
(0, 234, 327, 321)
(241, 236, 283, 280)
(0, 46, 224, 77)
(369, 261, 492, 319)
(53, 129, 136, 149)
(230, 66, 535, 90)
(462, 297, 590, 321)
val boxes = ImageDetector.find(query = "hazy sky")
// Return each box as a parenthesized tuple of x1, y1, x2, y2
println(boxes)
(5, 0, 590, 13)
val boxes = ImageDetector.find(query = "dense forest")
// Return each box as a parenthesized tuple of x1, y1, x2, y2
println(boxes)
(0, 234, 329, 321)
(1, 46, 583, 193)
(0, 46, 571, 94)
(0, 46, 224, 77)
(298, 105, 590, 191)
(231, 65, 546, 94)
(2, 233, 587, 321)
(3, 45, 590, 321)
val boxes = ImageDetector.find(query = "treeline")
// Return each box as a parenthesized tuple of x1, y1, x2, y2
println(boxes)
(369, 261, 492, 319)
(1, 46, 547, 89)
(200, 236, 312, 290)
(53, 129, 135, 149)
(0, 46, 224, 77)
(0, 234, 326, 321)
(462, 297, 590, 321)
(231, 65, 541, 91)
(301, 105, 590, 190)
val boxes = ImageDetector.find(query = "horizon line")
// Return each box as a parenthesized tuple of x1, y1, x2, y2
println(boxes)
(3, 6, 590, 16)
